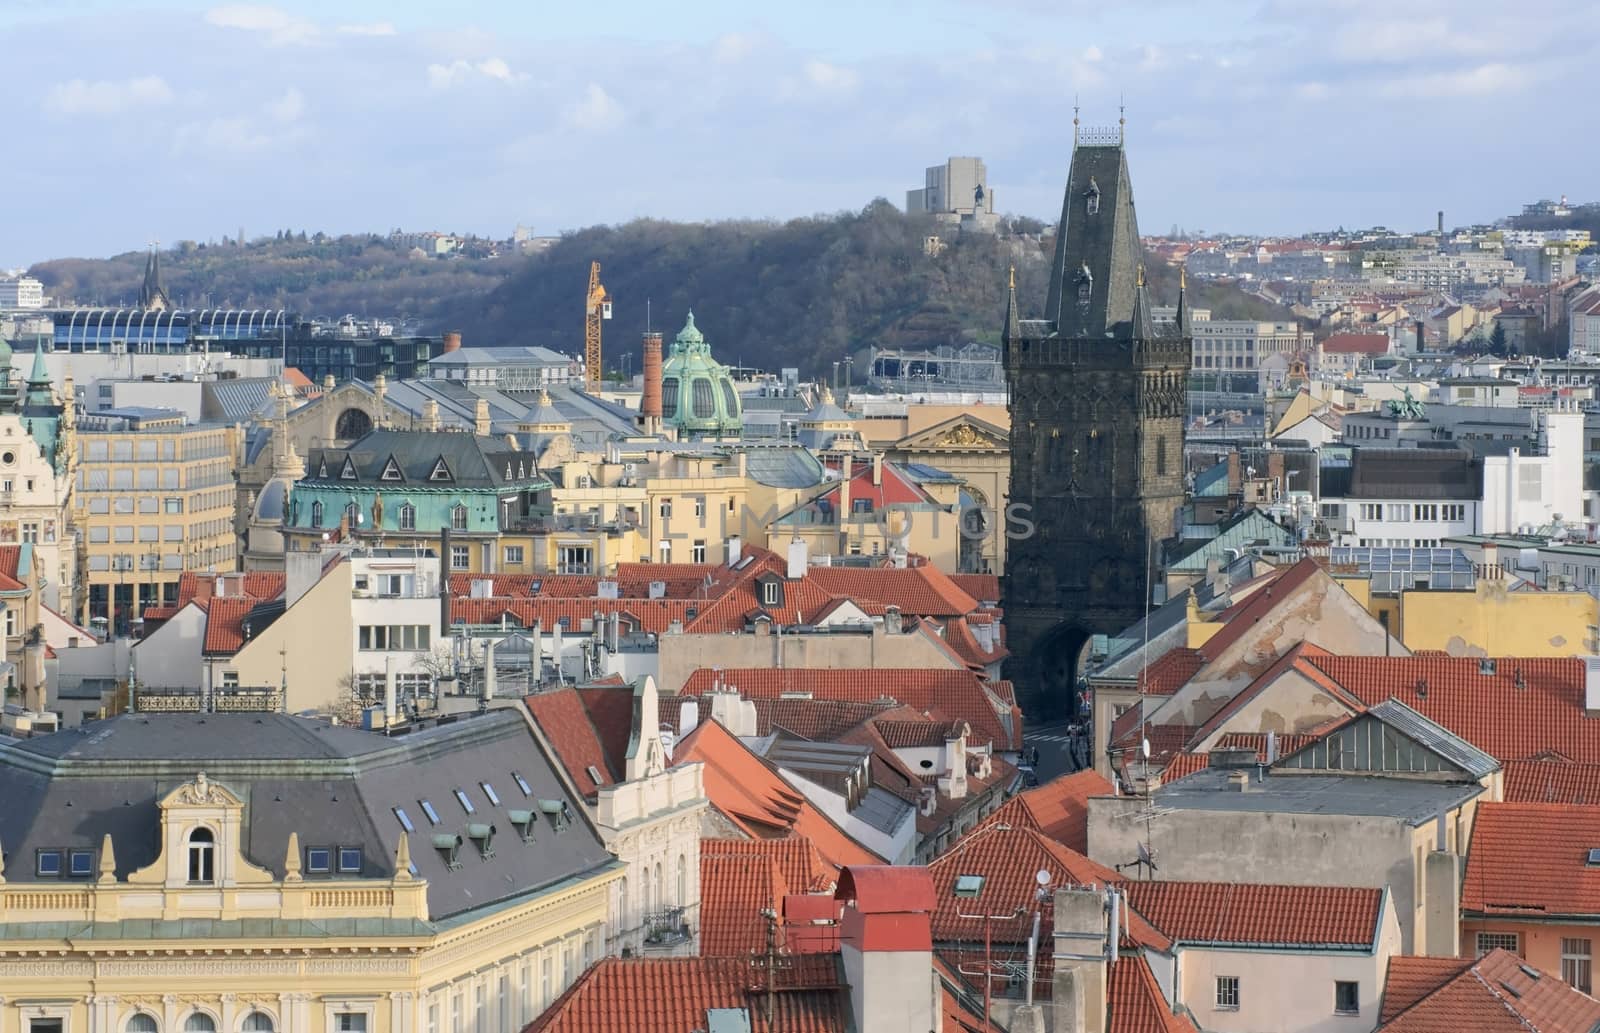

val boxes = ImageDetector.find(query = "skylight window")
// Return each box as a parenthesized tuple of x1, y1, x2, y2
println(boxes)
(586, 765, 604, 786)
(454, 788, 476, 814)
(1588, 848, 1600, 867)
(419, 799, 441, 825)
(306, 847, 332, 874)
(480, 782, 501, 806)
(36, 850, 62, 877)
(393, 807, 415, 832)
(512, 772, 532, 796)
(69, 849, 94, 878)
(338, 848, 363, 873)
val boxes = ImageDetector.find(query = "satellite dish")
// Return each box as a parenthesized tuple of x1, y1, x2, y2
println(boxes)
(1136, 841, 1159, 871)
(1035, 869, 1052, 888)
(1140, 738, 1150, 759)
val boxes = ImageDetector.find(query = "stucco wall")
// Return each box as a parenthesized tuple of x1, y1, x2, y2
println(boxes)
(227, 561, 354, 711)
(1401, 582, 1598, 657)
(133, 603, 206, 688)
(1462, 918, 1599, 981)
(655, 626, 958, 695)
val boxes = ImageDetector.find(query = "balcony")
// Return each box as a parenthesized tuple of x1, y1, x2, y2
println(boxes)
(502, 513, 640, 537)
(641, 906, 691, 950)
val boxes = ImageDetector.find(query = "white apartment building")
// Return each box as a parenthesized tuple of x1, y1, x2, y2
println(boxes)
(1190, 320, 1307, 373)
(349, 549, 443, 703)
(0, 276, 45, 310)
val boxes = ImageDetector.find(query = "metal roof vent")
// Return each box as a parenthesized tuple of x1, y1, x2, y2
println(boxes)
(1587, 848, 1600, 867)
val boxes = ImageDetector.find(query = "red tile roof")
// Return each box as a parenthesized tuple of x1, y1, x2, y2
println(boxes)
(949, 573, 1000, 605)
(0, 545, 27, 591)
(804, 565, 979, 618)
(576, 685, 637, 778)
(1305, 656, 1593, 763)
(699, 851, 792, 956)
(1194, 559, 1324, 661)
(1503, 760, 1600, 804)
(679, 668, 1021, 751)
(972, 770, 1114, 854)
(201, 597, 261, 655)
(1107, 953, 1203, 1033)
(703, 837, 838, 895)
(941, 615, 1008, 668)
(1462, 802, 1600, 917)
(522, 955, 848, 1033)
(1123, 882, 1383, 948)
(451, 596, 695, 635)
(1141, 647, 1205, 695)
(525, 688, 615, 797)
(1377, 949, 1600, 1032)
(1322, 332, 1391, 355)
(672, 719, 884, 869)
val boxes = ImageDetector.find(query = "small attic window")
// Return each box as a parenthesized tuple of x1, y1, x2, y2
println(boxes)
(1085, 177, 1101, 216)
(419, 799, 441, 825)
(763, 581, 779, 606)
(512, 772, 532, 796)
(453, 788, 476, 814)
(480, 782, 501, 806)
(380, 456, 403, 481)
(1479, 659, 1497, 675)
(339, 456, 358, 480)
(1587, 848, 1600, 867)
(586, 765, 604, 786)
(429, 457, 453, 482)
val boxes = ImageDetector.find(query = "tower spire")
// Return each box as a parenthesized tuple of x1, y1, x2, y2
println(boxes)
(1131, 263, 1154, 340)
(1176, 265, 1192, 337)
(1002, 265, 1021, 346)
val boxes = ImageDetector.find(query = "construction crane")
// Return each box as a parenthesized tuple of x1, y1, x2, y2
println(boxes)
(584, 261, 612, 392)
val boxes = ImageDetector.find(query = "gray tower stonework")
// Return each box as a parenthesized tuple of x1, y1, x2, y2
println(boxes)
(1002, 133, 1191, 718)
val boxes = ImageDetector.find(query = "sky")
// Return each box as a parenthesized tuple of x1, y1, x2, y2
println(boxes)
(3, 0, 1597, 268)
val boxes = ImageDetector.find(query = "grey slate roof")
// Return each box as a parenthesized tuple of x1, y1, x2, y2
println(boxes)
(1043, 143, 1145, 338)
(303, 428, 545, 489)
(0, 710, 612, 920)
(1150, 767, 1485, 825)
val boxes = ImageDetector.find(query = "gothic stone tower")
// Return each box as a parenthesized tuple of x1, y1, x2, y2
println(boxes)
(1002, 129, 1191, 718)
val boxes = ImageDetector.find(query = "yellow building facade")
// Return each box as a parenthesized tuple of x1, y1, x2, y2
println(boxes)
(0, 710, 621, 1033)
(75, 412, 238, 635)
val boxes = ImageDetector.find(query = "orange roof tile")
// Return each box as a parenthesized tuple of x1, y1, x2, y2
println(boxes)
(1504, 760, 1600, 804)
(672, 720, 883, 870)
(679, 668, 1021, 751)
(1139, 647, 1205, 695)
(1196, 559, 1323, 661)
(1462, 802, 1600, 917)
(1377, 949, 1600, 1032)
(972, 769, 1114, 854)
(699, 851, 790, 956)
(1322, 332, 1391, 355)
(1305, 656, 1594, 763)
(522, 955, 848, 1033)
(201, 597, 261, 655)
(1123, 881, 1383, 948)
(524, 688, 615, 797)
(804, 565, 979, 617)
(452, 597, 695, 635)
(1107, 953, 1203, 1033)
(703, 837, 838, 895)
(949, 573, 1000, 605)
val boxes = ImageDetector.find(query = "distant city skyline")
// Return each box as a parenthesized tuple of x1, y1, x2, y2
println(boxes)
(4, 0, 1597, 268)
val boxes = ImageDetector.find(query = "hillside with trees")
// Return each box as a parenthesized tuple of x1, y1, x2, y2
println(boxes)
(27, 205, 1286, 376)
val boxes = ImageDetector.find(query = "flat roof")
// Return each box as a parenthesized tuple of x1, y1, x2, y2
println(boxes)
(1152, 768, 1484, 826)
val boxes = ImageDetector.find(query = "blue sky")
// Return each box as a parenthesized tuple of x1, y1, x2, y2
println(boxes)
(4, 0, 1597, 268)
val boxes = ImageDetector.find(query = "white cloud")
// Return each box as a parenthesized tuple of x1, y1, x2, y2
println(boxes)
(175, 116, 274, 155)
(564, 83, 624, 131)
(1383, 62, 1530, 98)
(1295, 81, 1331, 100)
(712, 32, 758, 63)
(337, 21, 396, 36)
(204, 4, 319, 46)
(427, 57, 523, 89)
(802, 60, 859, 93)
(1082, 45, 1103, 62)
(45, 76, 174, 116)
(266, 87, 304, 122)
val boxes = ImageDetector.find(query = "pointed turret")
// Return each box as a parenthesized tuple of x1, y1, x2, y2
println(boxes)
(1175, 266, 1193, 337)
(1002, 265, 1021, 346)
(1043, 135, 1145, 338)
(1130, 263, 1154, 340)
(139, 246, 170, 311)
(25, 341, 53, 409)
(99, 833, 117, 884)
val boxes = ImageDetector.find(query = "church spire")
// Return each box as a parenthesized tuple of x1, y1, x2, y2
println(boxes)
(1131, 263, 1154, 340)
(139, 243, 170, 311)
(1002, 265, 1021, 346)
(1044, 121, 1146, 339)
(1175, 265, 1192, 336)
(24, 341, 53, 408)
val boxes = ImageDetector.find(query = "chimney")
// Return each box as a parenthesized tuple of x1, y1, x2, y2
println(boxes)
(442, 331, 462, 354)
(422, 399, 440, 432)
(474, 398, 491, 437)
(1050, 888, 1112, 1033)
(1585, 657, 1600, 716)
(939, 729, 969, 799)
(838, 455, 853, 523)
(871, 453, 883, 486)
(836, 867, 939, 1033)
(641, 331, 663, 432)
(1227, 770, 1252, 793)
(726, 535, 743, 567)
(284, 549, 322, 608)
(1226, 453, 1241, 495)
(1415, 320, 1425, 355)
(1437, 210, 1444, 235)
(679, 697, 699, 737)
(483, 640, 496, 701)
(787, 537, 808, 580)
(708, 688, 758, 738)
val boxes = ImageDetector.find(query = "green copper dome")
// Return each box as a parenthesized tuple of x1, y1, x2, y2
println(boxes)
(660, 311, 741, 439)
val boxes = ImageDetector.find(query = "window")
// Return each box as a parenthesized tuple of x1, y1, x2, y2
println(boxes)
(692, 379, 715, 418)
(69, 849, 93, 877)
(241, 1013, 274, 1032)
(513, 771, 532, 796)
(420, 799, 441, 824)
(306, 847, 332, 874)
(659, 499, 672, 520)
(183, 1015, 216, 1033)
(451, 504, 469, 530)
(763, 581, 778, 606)
(126, 1014, 158, 1033)
(1216, 976, 1239, 1010)
(851, 497, 873, 514)
(187, 828, 215, 883)
(694, 497, 705, 519)
(660, 377, 679, 417)
(692, 540, 706, 563)
(504, 545, 524, 565)
(338, 847, 363, 873)
(451, 545, 469, 571)
(480, 782, 501, 805)
(677, 853, 687, 905)
(1477, 931, 1520, 956)
(394, 807, 415, 832)
(36, 849, 62, 877)
(334, 1016, 366, 1033)
(541, 957, 553, 1009)
(399, 504, 416, 531)
(454, 787, 476, 814)
(1563, 938, 1593, 994)
(1334, 980, 1359, 1015)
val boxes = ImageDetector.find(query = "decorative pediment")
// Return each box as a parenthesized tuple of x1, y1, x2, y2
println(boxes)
(896, 414, 1008, 452)
(163, 770, 245, 809)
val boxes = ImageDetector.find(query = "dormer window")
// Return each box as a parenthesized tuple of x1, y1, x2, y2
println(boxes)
(310, 501, 324, 528)
(337, 847, 363, 873)
(306, 847, 331, 874)
(1085, 177, 1101, 216)
(36, 849, 62, 877)
(451, 504, 469, 531)
(69, 849, 93, 878)
(763, 581, 779, 606)
(380, 456, 404, 481)
(429, 457, 454, 482)
(339, 456, 358, 480)
(1076, 263, 1093, 309)
(187, 827, 215, 883)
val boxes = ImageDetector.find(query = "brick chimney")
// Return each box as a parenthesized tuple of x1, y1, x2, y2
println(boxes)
(474, 398, 491, 437)
(442, 331, 462, 354)
(836, 866, 940, 1033)
(641, 331, 663, 433)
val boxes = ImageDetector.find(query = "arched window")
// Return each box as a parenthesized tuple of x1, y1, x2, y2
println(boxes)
(183, 1014, 216, 1033)
(676, 853, 686, 906)
(451, 504, 469, 531)
(618, 876, 628, 927)
(398, 503, 416, 531)
(653, 862, 663, 911)
(240, 1013, 274, 1032)
(187, 827, 215, 883)
(335, 408, 372, 440)
(310, 500, 323, 529)
(127, 1014, 159, 1033)
(344, 501, 361, 529)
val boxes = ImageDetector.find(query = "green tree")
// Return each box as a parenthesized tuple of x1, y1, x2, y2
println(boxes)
(1490, 322, 1508, 356)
